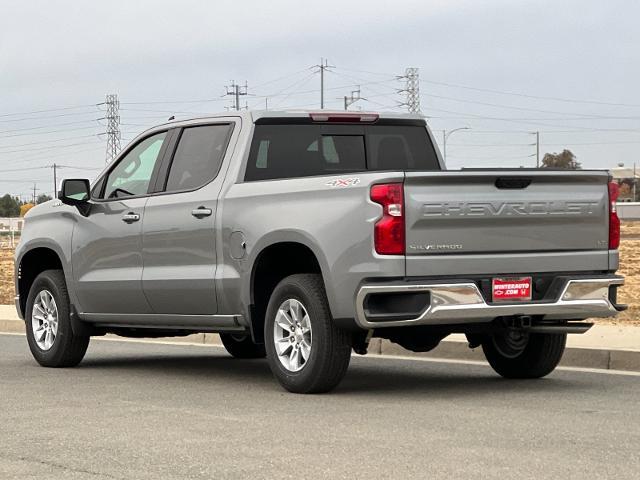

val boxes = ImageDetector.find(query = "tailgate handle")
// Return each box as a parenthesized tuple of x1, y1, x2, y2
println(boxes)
(495, 177, 532, 189)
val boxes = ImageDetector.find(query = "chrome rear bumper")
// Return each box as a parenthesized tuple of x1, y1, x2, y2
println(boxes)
(355, 276, 624, 329)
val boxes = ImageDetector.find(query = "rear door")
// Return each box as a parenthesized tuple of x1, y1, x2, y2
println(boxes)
(141, 122, 235, 315)
(403, 170, 611, 275)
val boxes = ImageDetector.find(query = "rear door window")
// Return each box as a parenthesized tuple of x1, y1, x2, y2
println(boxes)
(164, 124, 232, 192)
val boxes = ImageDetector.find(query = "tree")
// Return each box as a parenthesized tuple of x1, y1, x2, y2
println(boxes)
(541, 149, 581, 169)
(0, 194, 20, 217)
(20, 203, 35, 217)
(36, 194, 52, 204)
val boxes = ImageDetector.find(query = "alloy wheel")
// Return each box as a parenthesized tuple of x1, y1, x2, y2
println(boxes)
(273, 298, 312, 372)
(31, 290, 58, 351)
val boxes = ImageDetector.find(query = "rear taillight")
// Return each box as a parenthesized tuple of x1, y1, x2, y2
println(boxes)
(370, 183, 405, 255)
(608, 180, 620, 249)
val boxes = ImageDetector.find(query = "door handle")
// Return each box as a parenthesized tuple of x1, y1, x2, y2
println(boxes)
(191, 207, 213, 218)
(122, 212, 140, 223)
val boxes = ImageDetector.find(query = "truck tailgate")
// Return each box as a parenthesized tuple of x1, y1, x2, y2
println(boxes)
(404, 170, 611, 274)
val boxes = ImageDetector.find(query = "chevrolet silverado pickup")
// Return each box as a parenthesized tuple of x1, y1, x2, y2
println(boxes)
(14, 110, 625, 393)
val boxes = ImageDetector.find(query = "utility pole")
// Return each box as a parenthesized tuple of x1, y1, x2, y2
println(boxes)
(343, 86, 363, 110)
(53, 163, 57, 197)
(31, 183, 38, 204)
(312, 58, 334, 109)
(225, 81, 249, 111)
(634, 162, 637, 201)
(103, 94, 121, 164)
(530, 131, 540, 167)
(399, 67, 421, 114)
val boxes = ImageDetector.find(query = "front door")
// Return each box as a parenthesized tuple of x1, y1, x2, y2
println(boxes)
(142, 123, 234, 315)
(72, 131, 169, 314)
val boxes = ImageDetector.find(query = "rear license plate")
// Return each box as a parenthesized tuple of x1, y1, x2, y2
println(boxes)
(492, 277, 532, 302)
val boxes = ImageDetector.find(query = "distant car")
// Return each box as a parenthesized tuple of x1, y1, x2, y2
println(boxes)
(14, 110, 625, 393)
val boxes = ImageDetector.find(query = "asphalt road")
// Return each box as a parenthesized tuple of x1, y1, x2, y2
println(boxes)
(1, 334, 639, 480)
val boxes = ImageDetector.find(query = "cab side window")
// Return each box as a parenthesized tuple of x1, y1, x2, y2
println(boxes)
(101, 132, 167, 199)
(164, 124, 232, 192)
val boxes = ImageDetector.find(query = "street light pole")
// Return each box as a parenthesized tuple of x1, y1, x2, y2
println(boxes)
(442, 127, 470, 163)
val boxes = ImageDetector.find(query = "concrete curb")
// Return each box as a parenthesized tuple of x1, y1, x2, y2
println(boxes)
(1, 317, 638, 372)
(368, 339, 640, 372)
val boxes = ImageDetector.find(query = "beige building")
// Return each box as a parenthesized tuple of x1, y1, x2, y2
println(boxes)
(611, 166, 639, 202)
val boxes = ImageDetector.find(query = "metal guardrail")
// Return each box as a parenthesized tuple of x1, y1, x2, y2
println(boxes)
(617, 202, 640, 220)
(0, 217, 22, 248)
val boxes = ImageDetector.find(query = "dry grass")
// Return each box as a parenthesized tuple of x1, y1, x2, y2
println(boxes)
(0, 248, 14, 305)
(2, 226, 640, 324)
(621, 222, 640, 238)
(613, 240, 640, 325)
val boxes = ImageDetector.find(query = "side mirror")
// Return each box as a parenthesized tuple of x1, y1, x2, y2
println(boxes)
(59, 179, 91, 206)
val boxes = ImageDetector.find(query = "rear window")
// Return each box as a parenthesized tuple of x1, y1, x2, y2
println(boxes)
(245, 123, 439, 181)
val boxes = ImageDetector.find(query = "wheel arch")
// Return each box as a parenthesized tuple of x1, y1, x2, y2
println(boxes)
(247, 234, 333, 343)
(16, 246, 66, 317)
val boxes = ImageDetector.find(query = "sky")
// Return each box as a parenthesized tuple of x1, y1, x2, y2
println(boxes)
(1, 0, 640, 199)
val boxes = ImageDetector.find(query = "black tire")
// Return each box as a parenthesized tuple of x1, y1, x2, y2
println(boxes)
(482, 332, 566, 379)
(264, 274, 351, 394)
(25, 270, 90, 368)
(220, 333, 266, 359)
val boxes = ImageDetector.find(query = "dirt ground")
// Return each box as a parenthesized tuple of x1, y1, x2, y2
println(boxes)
(2, 225, 640, 324)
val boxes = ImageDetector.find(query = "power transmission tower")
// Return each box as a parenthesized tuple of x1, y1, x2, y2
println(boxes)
(225, 81, 249, 111)
(312, 58, 334, 109)
(104, 94, 121, 164)
(343, 86, 363, 110)
(398, 67, 421, 113)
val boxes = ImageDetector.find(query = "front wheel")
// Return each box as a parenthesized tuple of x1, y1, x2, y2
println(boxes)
(25, 270, 90, 367)
(264, 274, 351, 394)
(482, 330, 566, 379)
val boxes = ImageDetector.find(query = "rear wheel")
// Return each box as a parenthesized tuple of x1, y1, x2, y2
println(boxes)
(219, 333, 266, 359)
(482, 330, 566, 378)
(25, 270, 90, 367)
(264, 274, 351, 394)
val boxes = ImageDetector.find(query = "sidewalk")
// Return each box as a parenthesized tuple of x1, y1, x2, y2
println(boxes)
(1, 304, 638, 370)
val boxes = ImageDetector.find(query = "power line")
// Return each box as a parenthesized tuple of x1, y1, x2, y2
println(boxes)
(0, 134, 101, 150)
(420, 78, 640, 108)
(423, 92, 622, 119)
(0, 110, 100, 124)
(0, 104, 96, 119)
(335, 67, 640, 108)
(0, 166, 51, 174)
(0, 140, 103, 155)
(0, 119, 101, 136)
(267, 72, 318, 109)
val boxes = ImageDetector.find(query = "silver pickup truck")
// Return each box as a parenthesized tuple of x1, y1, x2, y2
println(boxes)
(14, 110, 625, 393)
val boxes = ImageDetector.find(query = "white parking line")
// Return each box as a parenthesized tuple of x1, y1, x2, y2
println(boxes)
(3, 332, 640, 377)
